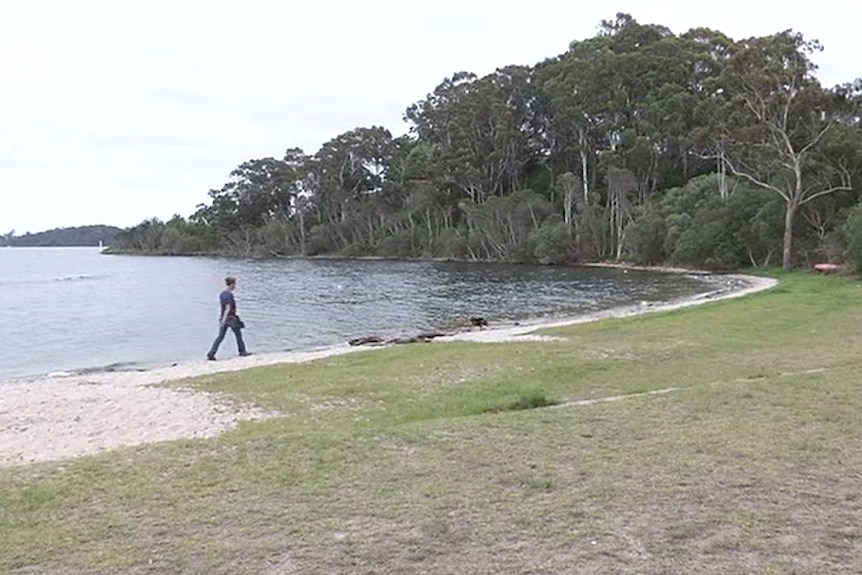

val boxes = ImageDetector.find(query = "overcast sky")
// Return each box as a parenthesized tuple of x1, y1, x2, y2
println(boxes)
(1, 0, 858, 234)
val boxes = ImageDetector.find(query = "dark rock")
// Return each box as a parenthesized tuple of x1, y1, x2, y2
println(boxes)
(348, 336, 384, 346)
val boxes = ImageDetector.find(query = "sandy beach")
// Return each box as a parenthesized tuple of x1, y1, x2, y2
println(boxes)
(0, 272, 777, 468)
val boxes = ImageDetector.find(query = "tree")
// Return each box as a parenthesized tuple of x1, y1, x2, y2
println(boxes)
(405, 67, 543, 204)
(558, 172, 581, 225)
(113, 218, 166, 252)
(300, 126, 411, 254)
(685, 27, 736, 198)
(606, 167, 638, 259)
(720, 31, 853, 269)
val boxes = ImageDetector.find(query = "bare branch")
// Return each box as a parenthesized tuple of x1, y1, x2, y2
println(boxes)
(800, 165, 852, 204)
(781, 80, 799, 135)
(740, 90, 765, 122)
(799, 183, 853, 205)
(778, 159, 797, 172)
(798, 121, 834, 156)
(724, 157, 789, 201)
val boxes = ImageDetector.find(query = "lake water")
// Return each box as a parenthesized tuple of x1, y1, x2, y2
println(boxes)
(0, 248, 714, 380)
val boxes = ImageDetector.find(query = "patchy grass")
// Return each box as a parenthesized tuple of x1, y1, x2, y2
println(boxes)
(3, 271, 862, 574)
(480, 391, 559, 413)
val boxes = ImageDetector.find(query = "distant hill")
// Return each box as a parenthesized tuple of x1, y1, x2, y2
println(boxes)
(2, 225, 123, 247)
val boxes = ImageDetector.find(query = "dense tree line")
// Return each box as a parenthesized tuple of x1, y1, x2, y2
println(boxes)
(2, 225, 121, 247)
(113, 14, 862, 270)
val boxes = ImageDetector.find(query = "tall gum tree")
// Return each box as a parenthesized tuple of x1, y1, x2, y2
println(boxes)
(720, 31, 852, 269)
(404, 68, 541, 204)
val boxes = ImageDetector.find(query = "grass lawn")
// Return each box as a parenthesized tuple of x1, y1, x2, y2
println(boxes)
(2, 270, 862, 574)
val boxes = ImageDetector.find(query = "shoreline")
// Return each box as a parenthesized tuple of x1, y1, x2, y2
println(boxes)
(0, 272, 777, 468)
(0, 265, 746, 383)
(439, 272, 776, 343)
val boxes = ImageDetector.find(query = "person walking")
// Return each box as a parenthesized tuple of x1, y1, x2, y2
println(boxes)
(207, 276, 251, 360)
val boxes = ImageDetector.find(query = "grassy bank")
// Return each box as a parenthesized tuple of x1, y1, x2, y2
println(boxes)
(2, 271, 862, 574)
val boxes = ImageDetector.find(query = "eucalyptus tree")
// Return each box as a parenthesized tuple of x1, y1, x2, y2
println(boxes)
(456, 189, 553, 261)
(401, 142, 460, 255)
(194, 155, 304, 254)
(305, 126, 403, 252)
(719, 31, 854, 269)
(543, 15, 706, 261)
(404, 66, 542, 204)
(405, 71, 485, 203)
(540, 38, 605, 208)
(605, 167, 639, 259)
(685, 28, 736, 198)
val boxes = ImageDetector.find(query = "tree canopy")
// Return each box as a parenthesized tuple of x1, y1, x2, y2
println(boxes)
(113, 14, 862, 271)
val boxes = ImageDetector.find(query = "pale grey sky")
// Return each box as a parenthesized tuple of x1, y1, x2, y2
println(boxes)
(1, 0, 858, 233)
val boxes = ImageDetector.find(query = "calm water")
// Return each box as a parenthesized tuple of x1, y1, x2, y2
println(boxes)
(0, 248, 713, 380)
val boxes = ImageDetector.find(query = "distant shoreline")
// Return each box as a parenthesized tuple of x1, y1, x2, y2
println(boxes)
(0, 224, 120, 248)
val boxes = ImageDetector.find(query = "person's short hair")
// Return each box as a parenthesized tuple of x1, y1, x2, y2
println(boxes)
(225, 276, 237, 287)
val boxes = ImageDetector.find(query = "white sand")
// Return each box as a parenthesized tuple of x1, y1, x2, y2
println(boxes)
(0, 272, 777, 468)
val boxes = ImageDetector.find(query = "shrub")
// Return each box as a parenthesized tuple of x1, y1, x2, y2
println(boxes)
(842, 203, 862, 274)
(532, 221, 574, 264)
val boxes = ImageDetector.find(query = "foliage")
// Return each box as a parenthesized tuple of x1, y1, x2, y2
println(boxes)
(624, 175, 782, 269)
(841, 202, 862, 273)
(717, 31, 858, 269)
(532, 220, 575, 264)
(108, 14, 862, 269)
(110, 216, 214, 255)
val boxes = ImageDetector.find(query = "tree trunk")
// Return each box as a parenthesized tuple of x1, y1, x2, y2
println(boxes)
(298, 210, 306, 254)
(579, 128, 590, 205)
(782, 200, 798, 270)
(717, 154, 728, 200)
(782, 162, 806, 270)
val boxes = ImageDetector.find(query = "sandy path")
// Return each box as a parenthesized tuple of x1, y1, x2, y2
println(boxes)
(0, 272, 777, 468)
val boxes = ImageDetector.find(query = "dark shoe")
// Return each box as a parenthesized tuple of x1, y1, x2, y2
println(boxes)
(239, 352, 253, 357)
(206, 354, 216, 361)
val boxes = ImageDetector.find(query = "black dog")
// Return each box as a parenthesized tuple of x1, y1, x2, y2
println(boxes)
(469, 316, 488, 330)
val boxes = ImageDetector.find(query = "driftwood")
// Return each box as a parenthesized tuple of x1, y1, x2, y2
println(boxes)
(348, 332, 449, 347)
(348, 336, 385, 346)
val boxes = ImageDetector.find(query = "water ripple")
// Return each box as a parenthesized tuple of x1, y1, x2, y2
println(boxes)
(0, 249, 711, 380)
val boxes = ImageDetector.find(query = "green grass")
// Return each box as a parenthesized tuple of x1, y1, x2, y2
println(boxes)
(3, 270, 862, 573)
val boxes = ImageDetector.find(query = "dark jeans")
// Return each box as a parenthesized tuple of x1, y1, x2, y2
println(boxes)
(207, 319, 247, 357)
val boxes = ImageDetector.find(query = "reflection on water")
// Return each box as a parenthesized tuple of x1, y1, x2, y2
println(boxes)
(0, 248, 711, 380)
